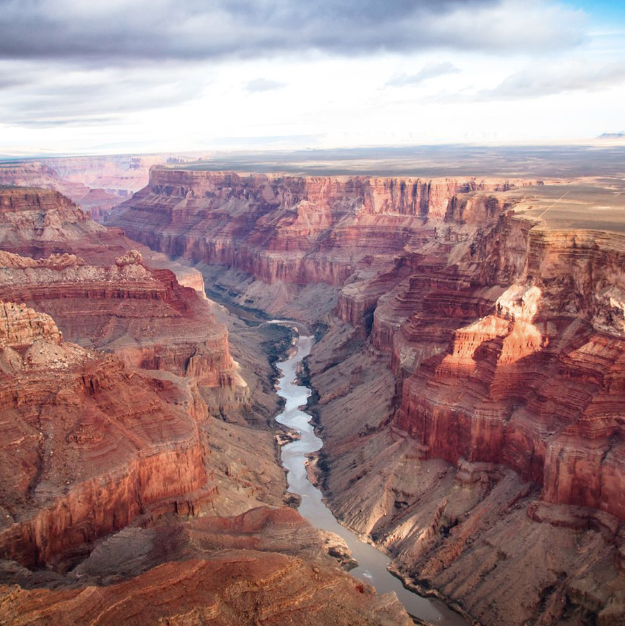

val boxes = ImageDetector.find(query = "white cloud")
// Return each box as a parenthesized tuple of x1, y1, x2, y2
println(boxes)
(0, 0, 622, 153)
(386, 62, 460, 87)
(245, 78, 286, 93)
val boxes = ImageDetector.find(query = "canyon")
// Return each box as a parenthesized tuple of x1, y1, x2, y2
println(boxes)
(0, 159, 624, 625)
(0, 185, 411, 625)
(106, 166, 625, 626)
(0, 153, 216, 222)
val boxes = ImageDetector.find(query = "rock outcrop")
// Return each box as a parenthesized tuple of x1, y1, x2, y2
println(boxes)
(0, 507, 410, 626)
(308, 217, 625, 624)
(393, 223, 625, 519)
(0, 301, 208, 568)
(0, 300, 409, 624)
(0, 188, 248, 416)
(0, 155, 163, 221)
(111, 168, 533, 291)
(0, 182, 414, 625)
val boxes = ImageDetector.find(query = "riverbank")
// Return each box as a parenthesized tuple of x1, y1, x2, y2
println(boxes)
(273, 330, 470, 626)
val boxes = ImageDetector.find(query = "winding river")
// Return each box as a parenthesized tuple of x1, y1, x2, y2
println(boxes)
(273, 327, 470, 626)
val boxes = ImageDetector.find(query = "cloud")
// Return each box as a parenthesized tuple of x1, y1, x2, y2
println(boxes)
(386, 62, 460, 87)
(0, 61, 209, 127)
(420, 60, 625, 106)
(245, 78, 286, 93)
(477, 61, 625, 100)
(0, 0, 586, 63)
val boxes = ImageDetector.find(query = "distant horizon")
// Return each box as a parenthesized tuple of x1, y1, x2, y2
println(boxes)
(2, 135, 625, 161)
(3, 142, 625, 180)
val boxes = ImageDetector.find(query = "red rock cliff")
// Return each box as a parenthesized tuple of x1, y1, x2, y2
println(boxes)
(0, 301, 208, 568)
(111, 168, 533, 287)
(393, 223, 625, 520)
(0, 188, 248, 415)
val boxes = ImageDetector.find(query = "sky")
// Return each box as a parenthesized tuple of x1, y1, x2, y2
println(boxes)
(0, 0, 623, 156)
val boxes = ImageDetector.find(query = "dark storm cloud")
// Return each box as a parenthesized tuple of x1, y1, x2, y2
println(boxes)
(0, 0, 584, 62)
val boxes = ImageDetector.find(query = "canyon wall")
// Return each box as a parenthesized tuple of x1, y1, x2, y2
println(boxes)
(0, 300, 208, 567)
(115, 168, 625, 625)
(0, 155, 163, 221)
(0, 507, 411, 626)
(0, 184, 412, 625)
(111, 167, 533, 289)
(0, 188, 248, 415)
(393, 224, 625, 518)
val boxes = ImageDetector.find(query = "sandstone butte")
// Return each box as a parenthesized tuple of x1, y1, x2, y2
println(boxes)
(0, 186, 412, 626)
(105, 166, 625, 626)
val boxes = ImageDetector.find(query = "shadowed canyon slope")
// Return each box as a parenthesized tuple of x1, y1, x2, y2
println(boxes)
(112, 167, 625, 626)
(0, 507, 410, 626)
(0, 186, 410, 626)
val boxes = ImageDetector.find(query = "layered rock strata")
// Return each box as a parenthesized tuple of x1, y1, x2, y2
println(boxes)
(0, 301, 208, 568)
(309, 219, 625, 624)
(115, 168, 625, 625)
(0, 507, 410, 626)
(0, 183, 415, 624)
(0, 155, 163, 221)
(393, 224, 625, 518)
(111, 168, 533, 292)
(0, 188, 248, 416)
(0, 301, 409, 624)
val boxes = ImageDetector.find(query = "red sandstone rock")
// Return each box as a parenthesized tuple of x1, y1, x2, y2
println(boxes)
(0, 188, 248, 415)
(0, 301, 208, 568)
(118, 169, 625, 625)
(0, 507, 411, 626)
(0, 183, 415, 625)
(111, 168, 533, 288)
(393, 224, 625, 521)
(0, 155, 163, 222)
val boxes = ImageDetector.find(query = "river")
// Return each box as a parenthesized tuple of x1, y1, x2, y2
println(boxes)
(273, 328, 470, 625)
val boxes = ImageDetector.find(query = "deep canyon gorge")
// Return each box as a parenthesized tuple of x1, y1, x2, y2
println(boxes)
(0, 156, 624, 626)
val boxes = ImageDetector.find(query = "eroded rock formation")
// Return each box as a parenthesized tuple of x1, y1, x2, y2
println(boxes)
(0, 507, 410, 626)
(0, 188, 248, 416)
(314, 219, 625, 625)
(111, 168, 533, 291)
(0, 300, 208, 568)
(0, 185, 412, 625)
(0, 155, 163, 221)
(115, 168, 625, 625)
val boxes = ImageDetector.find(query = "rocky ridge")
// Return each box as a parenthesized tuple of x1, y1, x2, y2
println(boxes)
(0, 188, 248, 416)
(0, 155, 162, 221)
(111, 168, 534, 294)
(0, 507, 410, 626)
(0, 300, 208, 567)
